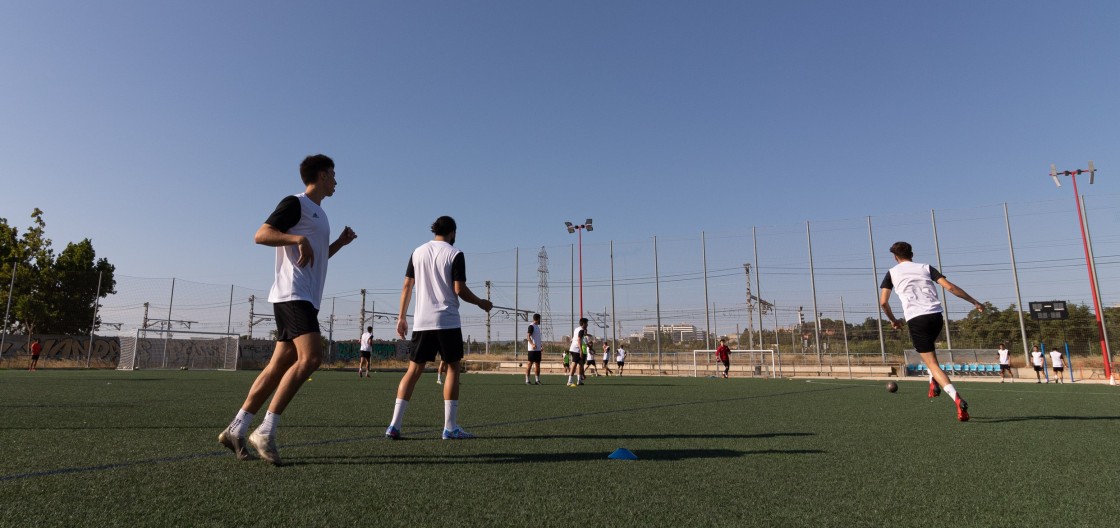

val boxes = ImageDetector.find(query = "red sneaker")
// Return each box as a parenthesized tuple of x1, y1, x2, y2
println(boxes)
(928, 380, 942, 398)
(955, 396, 969, 422)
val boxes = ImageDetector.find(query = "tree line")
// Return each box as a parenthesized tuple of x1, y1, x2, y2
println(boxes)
(0, 209, 116, 335)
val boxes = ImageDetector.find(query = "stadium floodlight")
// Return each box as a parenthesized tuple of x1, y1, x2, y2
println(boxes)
(565, 218, 596, 317)
(1050, 164, 1061, 187)
(1049, 161, 1111, 382)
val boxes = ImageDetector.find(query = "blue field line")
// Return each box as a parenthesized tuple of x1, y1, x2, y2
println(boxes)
(1, 384, 850, 482)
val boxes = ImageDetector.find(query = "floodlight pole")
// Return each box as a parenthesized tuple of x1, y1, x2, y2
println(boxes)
(564, 220, 593, 318)
(1051, 162, 1112, 381)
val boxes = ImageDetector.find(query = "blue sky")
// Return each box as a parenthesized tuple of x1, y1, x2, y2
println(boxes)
(2, 1, 1118, 339)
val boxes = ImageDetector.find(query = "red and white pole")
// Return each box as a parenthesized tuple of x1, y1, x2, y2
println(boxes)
(1069, 172, 1112, 381)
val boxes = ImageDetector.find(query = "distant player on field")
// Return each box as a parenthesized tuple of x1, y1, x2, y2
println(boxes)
(1049, 347, 1065, 384)
(1030, 345, 1045, 383)
(716, 339, 731, 379)
(385, 216, 492, 440)
(525, 313, 543, 385)
(359, 326, 373, 378)
(879, 241, 983, 422)
(567, 318, 589, 386)
(602, 341, 613, 376)
(997, 342, 1012, 383)
(219, 154, 357, 465)
(29, 337, 42, 371)
(615, 344, 627, 376)
(584, 334, 600, 376)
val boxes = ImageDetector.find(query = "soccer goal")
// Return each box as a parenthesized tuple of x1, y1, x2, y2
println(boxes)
(117, 329, 240, 371)
(692, 349, 777, 378)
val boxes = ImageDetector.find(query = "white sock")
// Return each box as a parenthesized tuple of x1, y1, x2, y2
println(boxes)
(227, 409, 254, 437)
(567, 375, 573, 384)
(535, 375, 540, 382)
(444, 400, 459, 431)
(390, 398, 409, 430)
(255, 411, 280, 438)
(943, 384, 958, 400)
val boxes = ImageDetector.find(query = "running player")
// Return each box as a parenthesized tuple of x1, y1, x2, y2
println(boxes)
(1049, 347, 1065, 384)
(879, 241, 983, 422)
(525, 313, 543, 385)
(359, 326, 373, 378)
(996, 342, 1012, 383)
(584, 334, 600, 376)
(385, 216, 492, 440)
(567, 318, 589, 386)
(219, 154, 357, 464)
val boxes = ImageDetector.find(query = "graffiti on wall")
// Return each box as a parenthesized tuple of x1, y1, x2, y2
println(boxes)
(0, 335, 120, 365)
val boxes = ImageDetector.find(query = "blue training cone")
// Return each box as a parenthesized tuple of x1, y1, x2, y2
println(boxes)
(608, 448, 638, 460)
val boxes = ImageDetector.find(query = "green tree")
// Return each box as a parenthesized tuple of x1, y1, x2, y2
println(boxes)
(0, 209, 116, 335)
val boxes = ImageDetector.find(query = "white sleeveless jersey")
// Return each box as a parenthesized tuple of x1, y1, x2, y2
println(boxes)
(267, 193, 330, 310)
(569, 326, 586, 353)
(527, 323, 542, 352)
(408, 240, 463, 331)
(997, 348, 1010, 365)
(883, 262, 944, 321)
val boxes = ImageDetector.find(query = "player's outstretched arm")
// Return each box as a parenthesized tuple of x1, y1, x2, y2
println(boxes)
(396, 276, 415, 339)
(328, 226, 357, 258)
(454, 281, 493, 311)
(937, 278, 983, 312)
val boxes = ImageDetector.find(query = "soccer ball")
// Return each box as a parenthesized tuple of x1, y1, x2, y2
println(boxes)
(887, 381, 898, 393)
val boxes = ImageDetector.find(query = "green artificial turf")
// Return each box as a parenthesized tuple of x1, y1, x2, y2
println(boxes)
(2, 370, 1118, 527)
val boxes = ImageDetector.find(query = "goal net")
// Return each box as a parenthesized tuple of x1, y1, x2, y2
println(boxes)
(692, 349, 777, 378)
(117, 329, 240, 371)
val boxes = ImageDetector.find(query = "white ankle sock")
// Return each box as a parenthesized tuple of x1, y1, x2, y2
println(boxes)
(390, 398, 409, 429)
(256, 411, 280, 437)
(444, 400, 459, 431)
(943, 384, 958, 400)
(228, 409, 254, 437)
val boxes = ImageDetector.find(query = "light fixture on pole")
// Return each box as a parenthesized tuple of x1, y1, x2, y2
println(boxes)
(1049, 161, 1112, 382)
(564, 219, 593, 318)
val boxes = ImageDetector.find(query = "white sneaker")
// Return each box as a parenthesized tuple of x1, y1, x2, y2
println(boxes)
(218, 430, 251, 461)
(248, 431, 281, 466)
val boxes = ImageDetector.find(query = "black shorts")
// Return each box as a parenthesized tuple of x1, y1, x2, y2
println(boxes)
(1033, 365, 1043, 372)
(31, 354, 40, 360)
(569, 352, 585, 365)
(1053, 366, 1064, 373)
(721, 358, 730, 368)
(410, 328, 464, 364)
(527, 350, 542, 363)
(274, 301, 321, 342)
(999, 364, 1011, 371)
(617, 361, 625, 367)
(906, 312, 944, 353)
(360, 351, 372, 360)
(587, 357, 597, 366)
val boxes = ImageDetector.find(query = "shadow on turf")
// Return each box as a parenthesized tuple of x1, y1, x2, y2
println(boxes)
(971, 415, 1120, 424)
(282, 448, 826, 466)
(481, 432, 815, 440)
